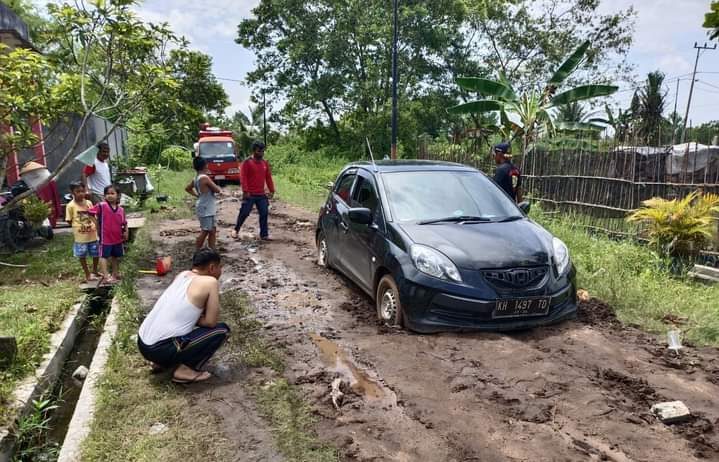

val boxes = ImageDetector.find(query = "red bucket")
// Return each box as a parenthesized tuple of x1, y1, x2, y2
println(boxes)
(155, 256, 173, 276)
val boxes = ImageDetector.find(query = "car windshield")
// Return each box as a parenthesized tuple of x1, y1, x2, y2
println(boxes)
(382, 170, 521, 223)
(199, 141, 235, 159)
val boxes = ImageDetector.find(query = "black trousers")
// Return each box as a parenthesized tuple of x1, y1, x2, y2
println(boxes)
(138, 323, 230, 370)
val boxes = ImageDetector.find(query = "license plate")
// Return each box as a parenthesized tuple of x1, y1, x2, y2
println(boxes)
(492, 297, 550, 319)
(214, 175, 226, 180)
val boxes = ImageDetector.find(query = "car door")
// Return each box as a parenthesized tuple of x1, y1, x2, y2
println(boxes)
(340, 170, 383, 293)
(325, 169, 357, 272)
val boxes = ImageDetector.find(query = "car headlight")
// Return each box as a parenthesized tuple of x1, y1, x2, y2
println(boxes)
(553, 237, 570, 275)
(410, 244, 462, 283)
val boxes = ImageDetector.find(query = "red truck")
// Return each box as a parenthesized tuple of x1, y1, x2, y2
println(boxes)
(193, 123, 241, 184)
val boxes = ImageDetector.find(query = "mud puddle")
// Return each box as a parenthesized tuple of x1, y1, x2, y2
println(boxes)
(309, 332, 392, 404)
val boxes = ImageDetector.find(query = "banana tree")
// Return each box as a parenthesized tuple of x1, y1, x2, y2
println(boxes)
(448, 41, 618, 161)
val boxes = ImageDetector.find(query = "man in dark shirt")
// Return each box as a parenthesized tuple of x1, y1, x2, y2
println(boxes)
(231, 141, 275, 240)
(493, 142, 523, 202)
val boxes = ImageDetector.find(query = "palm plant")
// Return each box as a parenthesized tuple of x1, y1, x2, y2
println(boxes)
(557, 102, 588, 123)
(636, 71, 667, 145)
(448, 41, 618, 159)
(589, 103, 634, 142)
(627, 192, 719, 257)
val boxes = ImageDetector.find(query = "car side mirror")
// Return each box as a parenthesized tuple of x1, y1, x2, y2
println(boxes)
(348, 207, 372, 225)
(518, 201, 531, 215)
(325, 181, 334, 191)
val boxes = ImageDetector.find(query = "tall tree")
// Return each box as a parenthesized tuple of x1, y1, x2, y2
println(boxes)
(3, 0, 179, 208)
(237, 0, 470, 153)
(704, 1, 719, 40)
(637, 71, 667, 145)
(471, 0, 636, 90)
(557, 102, 588, 123)
(129, 48, 230, 155)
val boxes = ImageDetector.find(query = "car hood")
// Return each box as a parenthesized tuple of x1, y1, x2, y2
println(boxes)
(398, 219, 553, 270)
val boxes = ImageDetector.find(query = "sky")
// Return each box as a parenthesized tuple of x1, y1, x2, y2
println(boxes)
(131, 0, 717, 125)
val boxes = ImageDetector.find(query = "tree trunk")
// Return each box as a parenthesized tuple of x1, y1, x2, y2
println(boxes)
(321, 100, 341, 141)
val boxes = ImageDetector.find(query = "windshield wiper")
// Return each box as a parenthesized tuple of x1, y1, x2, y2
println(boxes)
(418, 215, 491, 225)
(495, 215, 524, 223)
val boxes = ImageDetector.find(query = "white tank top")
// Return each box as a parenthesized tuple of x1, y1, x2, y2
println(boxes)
(87, 157, 111, 195)
(139, 271, 203, 345)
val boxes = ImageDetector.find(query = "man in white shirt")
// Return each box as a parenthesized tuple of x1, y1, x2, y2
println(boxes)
(138, 249, 230, 384)
(81, 142, 112, 204)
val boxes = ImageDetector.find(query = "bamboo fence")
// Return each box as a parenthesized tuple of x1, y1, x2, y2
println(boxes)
(418, 136, 719, 239)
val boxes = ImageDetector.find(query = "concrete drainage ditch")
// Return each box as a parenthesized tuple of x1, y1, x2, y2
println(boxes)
(0, 290, 118, 462)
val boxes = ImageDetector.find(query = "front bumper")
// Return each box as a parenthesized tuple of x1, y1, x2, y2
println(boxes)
(208, 172, 241, 183)
(399, 272, 577, 334)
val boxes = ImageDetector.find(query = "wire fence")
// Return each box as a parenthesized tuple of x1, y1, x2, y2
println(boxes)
(417, 135, 719, 239)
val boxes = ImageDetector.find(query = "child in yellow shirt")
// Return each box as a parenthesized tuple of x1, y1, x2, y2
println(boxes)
(65, 182, 100, 282)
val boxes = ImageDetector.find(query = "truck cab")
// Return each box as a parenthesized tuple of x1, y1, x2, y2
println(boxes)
(194, 124, 241, 184)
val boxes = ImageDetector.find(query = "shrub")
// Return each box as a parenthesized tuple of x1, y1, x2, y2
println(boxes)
(158, 146, 193, 171)
(627, 192, 719, 258)
(21, 196, 51, 226)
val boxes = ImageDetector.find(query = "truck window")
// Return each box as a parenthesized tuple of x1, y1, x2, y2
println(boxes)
(199, 142, 235, 159)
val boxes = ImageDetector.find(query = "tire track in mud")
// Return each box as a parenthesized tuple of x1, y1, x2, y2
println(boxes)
(155, 201, 719, 461)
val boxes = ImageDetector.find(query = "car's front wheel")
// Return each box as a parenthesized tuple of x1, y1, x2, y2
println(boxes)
(317, 230, 331, 268)
(376, 274, 404, 327)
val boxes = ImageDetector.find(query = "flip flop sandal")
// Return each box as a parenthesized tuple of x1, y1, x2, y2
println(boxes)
(230, 230, 239, 240)
(171, 371, 212, 384)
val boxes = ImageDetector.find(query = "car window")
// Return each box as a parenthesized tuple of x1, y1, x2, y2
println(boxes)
(334, 172, 356, 204)
(383, 170, 520, 222)
(352, 176, 379, 211)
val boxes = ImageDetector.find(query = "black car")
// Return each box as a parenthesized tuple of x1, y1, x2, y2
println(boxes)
(316, 160, 577, 333)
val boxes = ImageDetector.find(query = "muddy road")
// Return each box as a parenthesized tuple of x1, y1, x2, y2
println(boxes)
(148, 198, 719, 462)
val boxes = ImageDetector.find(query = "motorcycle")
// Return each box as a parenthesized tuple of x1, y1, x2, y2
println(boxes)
(0, 181, 53, 251)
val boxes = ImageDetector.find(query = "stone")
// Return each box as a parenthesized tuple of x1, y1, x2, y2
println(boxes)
(0, 337, 17, 368)
(72, 365, 89, 381)
(651, 401, 691, 424)
(149, 422, 169, 435)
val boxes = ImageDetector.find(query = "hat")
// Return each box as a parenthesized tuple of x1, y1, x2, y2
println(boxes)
(494, 142, 511, 154)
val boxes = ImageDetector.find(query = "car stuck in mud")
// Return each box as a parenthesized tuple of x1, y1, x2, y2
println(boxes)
(316, 160, 578, 333)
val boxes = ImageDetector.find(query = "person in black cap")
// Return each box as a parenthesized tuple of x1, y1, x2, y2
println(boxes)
(493, 142, 523, 202)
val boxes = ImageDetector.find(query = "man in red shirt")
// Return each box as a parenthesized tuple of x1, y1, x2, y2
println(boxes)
(231, 141, 275, 240)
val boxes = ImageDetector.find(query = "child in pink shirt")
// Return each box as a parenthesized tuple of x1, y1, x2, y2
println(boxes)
(89, 184, 127, 283)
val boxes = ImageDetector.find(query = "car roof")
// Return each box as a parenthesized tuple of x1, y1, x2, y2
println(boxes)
(346, 160, 478, 174)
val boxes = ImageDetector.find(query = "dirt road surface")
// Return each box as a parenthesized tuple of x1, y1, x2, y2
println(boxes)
(140, 198, 719, 461)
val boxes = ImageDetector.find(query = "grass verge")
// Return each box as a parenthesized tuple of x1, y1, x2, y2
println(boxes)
(538, 213, 719, 345)
(0, 233, 82, 427)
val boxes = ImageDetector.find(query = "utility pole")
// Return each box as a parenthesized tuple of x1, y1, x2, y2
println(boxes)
(390, 0, 399, 159)
(262, 91, 267, 145)
(681, 42, 716, 144)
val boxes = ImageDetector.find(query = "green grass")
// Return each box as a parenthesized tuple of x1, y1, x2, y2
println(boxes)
(268, 142, 347, 211)
(537, 213, 719, 345)
(139, 168, 195, 220)
(256, 379, 339, 462)
(0, 233, 83, 426)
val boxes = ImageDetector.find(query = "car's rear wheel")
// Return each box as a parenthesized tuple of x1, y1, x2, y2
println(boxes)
(376, 274, 404, 327)
(317, 230, 331, 268)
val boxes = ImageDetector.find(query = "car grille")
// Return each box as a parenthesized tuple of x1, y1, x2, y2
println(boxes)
(482, 266, 549, 291)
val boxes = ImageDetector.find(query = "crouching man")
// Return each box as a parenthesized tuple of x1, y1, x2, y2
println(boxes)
(138, 248, 229, 384)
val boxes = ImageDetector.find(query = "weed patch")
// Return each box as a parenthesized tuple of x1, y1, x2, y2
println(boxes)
(538, 214, 719, 345)
(257, 379, 339, 462)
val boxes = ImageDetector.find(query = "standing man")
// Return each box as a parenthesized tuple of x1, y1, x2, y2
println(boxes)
(231, 141, 275, 240)
(82, 142, 112, 204)
(493, 142, 523, 203)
